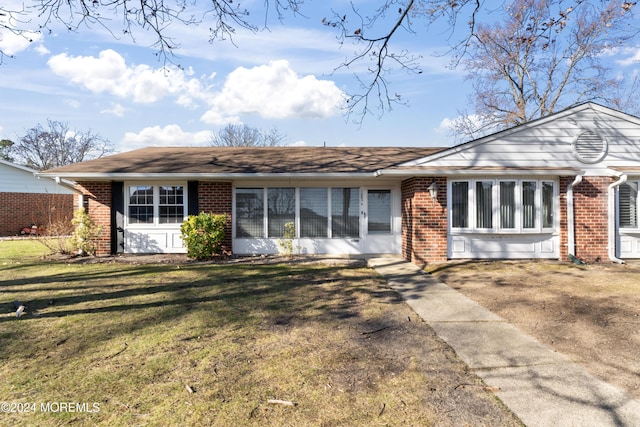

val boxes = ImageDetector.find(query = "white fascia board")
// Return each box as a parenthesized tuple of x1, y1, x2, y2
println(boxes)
(37, 172, 379, 181)
(375, 169, 584, 177)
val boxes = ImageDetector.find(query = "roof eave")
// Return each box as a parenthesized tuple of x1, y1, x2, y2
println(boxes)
(37, 172, 383, 181)
(375, 168, 584, 177)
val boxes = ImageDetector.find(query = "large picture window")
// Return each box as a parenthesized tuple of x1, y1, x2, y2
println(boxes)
(234, 187, 368, 239)
(127, 184, 186, 225)
(450, 179, 556, 232)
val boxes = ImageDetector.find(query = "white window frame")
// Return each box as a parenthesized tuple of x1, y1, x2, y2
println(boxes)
(125, 183, 187, 228)
(448, 178, 558, 234)
(618, 180, 640, 231)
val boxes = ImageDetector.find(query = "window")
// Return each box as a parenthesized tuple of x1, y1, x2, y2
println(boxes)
(300, 188, 328, 238)
(522, 181, 536, 229)
(268, 188, 295, 238)
(331, 188, 360, 238)
(542, 181, 554, 229)
(500, 181, 515, 229)
(159, 186, 184, 224)
(129, 186, 154, 224)
(368, 190, 391, 234)
(620, 182, 638, 229)
(236, 188, 264, 238)
(235, 187, 367, 239)
(127, 184, 186, 225)
(451, 182, 469, 228)
(476, 181, 493, 229)
(450, 179, 556, 232)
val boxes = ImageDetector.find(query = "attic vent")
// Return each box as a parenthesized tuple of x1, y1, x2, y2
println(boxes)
(573, 130, 607, 164)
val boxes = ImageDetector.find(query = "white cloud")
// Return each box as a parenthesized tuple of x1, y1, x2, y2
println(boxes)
(121, 124, 211, 151)
(47, 49, 207, 105)
(0, 28, 42, 56)
(201, 60, 345, 125)
(616, 47, 640, 67)
(63, 99, 81, 109)
(101, 103, 128, 117)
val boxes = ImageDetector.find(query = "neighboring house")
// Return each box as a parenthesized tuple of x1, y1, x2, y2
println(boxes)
(0, 160, 76, 236)
(39, 103, 640, 264)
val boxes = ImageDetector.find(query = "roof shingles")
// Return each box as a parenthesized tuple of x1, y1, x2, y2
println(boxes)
(42, 147, 444, 176)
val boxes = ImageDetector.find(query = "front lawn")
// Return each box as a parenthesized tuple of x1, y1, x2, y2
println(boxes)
(0, 240, 520, 426)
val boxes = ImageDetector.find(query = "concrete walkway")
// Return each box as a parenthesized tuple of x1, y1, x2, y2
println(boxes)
(368, 257, 640, 427)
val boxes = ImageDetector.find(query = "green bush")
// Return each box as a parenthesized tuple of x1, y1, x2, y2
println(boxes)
(180, 212, 227, 260)
(70, 209, 103, 256)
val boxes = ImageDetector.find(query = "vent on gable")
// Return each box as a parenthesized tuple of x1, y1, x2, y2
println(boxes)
(572, 130, 607, 164)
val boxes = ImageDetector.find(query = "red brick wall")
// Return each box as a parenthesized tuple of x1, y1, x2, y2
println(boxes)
(76, 182, 113, 256)
(570, 176, 611, 263)
(0, 192, 74, 236)
(198, 181, 233, 253)
(401, 177, 448, 266)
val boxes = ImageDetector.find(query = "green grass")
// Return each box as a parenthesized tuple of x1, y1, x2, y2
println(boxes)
(0, 240, 520, 426)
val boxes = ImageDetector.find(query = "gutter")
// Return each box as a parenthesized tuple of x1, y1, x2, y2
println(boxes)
(566, 174, 583, 257)
(608, 173, 627, 264)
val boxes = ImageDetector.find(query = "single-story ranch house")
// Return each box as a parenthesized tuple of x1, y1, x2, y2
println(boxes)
(40, 103, 640, 265)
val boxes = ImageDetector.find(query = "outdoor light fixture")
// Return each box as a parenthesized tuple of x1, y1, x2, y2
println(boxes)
(427, 181, 439, 200)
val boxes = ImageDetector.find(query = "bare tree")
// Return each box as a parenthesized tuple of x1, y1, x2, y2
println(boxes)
(0, 139, 14, 162)
(12, 120, 114, 170)
(1, 1, 636, 122)
(452, 0, 638, 139)
(210, 124, 288, 147)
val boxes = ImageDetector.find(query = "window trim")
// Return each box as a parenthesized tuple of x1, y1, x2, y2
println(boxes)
(619, 180, 640, 231)
(448, 178, 558, 234)
(125, 182, 187, 228)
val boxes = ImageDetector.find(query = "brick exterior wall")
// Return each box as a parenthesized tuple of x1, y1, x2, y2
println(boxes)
(198, 181, 233, 253)
(0, 192, 74, 236)
(76, 182, 113, 256)
(401, 177, 448, 265)
(570, 176, 612, 263)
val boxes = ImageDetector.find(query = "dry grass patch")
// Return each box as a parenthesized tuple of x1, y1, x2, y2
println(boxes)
(1, 241, 521, 426)
(428, 260, 640, 401)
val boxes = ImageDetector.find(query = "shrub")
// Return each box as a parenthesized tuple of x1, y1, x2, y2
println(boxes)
(180, 213, 227, 260)
(70, 209, 103, 256)
(277, 221, 297, 256)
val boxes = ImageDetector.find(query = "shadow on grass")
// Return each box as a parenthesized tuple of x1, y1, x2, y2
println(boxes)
(0, 261, 402, 359)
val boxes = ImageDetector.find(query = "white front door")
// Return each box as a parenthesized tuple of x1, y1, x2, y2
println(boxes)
(363, 188, 399, 254)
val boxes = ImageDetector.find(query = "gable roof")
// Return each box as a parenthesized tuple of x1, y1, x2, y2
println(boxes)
(40, 146, 445, 179)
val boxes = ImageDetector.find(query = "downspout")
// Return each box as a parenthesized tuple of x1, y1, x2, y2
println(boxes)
(608, 174, 627, 264)
(566, 174, 583, 257)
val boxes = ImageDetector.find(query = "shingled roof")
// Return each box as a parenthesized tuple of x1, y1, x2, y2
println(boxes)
(41, 146, 444, 178)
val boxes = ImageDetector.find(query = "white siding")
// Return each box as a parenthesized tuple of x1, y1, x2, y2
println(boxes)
(408, 106, 640, 174)
(0, 162, 74, 194)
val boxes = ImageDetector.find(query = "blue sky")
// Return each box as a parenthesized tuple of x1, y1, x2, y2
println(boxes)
(0, 1, 638, 153)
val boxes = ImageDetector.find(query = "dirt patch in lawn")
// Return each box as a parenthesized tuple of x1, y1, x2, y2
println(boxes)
(428, 260, 640, 401)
